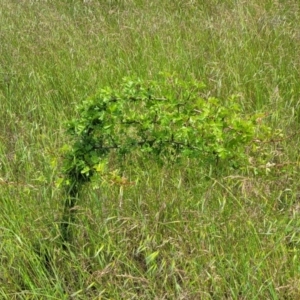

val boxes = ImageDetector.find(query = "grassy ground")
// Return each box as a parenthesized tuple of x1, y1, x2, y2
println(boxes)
(1, 0, 300, 299)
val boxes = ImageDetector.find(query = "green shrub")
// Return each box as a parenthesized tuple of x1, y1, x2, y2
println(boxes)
(63, 76, 265, 185)
(59, 75, 272, 244)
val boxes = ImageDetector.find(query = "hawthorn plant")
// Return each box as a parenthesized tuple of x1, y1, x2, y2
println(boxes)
(60, 75, 272, 245)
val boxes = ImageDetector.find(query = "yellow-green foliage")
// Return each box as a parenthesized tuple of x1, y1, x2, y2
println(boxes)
(63, 76, 270, 187)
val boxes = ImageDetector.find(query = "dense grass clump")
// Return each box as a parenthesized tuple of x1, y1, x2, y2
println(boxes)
(1, 0, 300, 299)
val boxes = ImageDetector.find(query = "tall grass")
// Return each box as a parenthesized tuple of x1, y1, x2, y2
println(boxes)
(1, 0, 300, 298)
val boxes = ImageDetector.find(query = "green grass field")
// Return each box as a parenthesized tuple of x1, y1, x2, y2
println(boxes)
(1, 0, 300, 299)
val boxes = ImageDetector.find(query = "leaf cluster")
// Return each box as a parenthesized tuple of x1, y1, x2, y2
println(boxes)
(62, 76, 267, 187)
